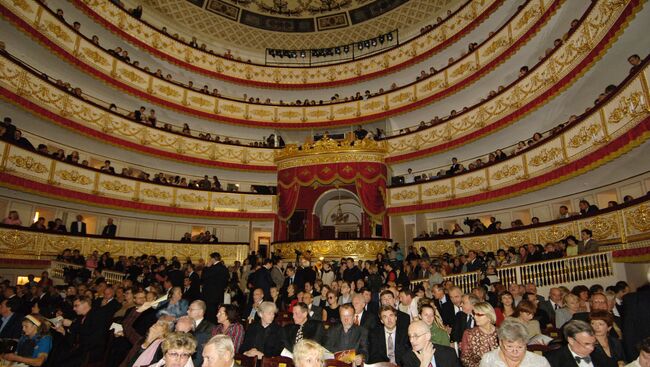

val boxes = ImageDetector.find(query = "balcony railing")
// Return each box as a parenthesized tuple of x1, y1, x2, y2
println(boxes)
(49, 260, 126, 284)
(411, 251, 615, 294)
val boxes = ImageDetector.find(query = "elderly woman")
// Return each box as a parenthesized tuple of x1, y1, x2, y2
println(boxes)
(590, 311, 625, 367)
(240, 301, 284, 359)
(555, 293, 580, 328)
(157, 287, 188, 319)
(148, 332, 197, 367)
(510, 299, 542, 342)
(461, 302, 499, 367)
(213, 304, 245, 353)
(479, 318, 551, 366)
(293, 339, 325, 367)
(0, 314, 52, 366)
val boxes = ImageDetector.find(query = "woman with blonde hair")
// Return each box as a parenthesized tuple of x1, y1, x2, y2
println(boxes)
(461, 302, 499, 367)
(555, 293, 580, 328)
(293, 339, 325, 367)
(149, 332, 197, 367)
(124, 319, 172, 367)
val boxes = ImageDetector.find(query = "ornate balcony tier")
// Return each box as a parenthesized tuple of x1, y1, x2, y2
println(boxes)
(412, 196, 650, 257)
(0, 0, 567, 128)
(388, 59, 650, 213)
(0, 140, 276, 220)
(270, 238, 392, 260)
(0, 51, 277, 171)
(73, 0, 503, 88)
(0, 224, 249, 262)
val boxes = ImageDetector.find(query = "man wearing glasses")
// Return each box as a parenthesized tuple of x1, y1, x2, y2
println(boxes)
(402, 320, 460, 367)
(545, 320, 597, 367)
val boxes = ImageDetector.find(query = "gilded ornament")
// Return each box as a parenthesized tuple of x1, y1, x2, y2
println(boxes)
(334, 106, 355, 115)
(514, 6, 541, 31)
(456, 176, 485, 190)
(44, 22, 72, 43)
(624, 204, 650, 232)
(537, 225, 572, 243)
(607, 91, 646, 124)
(157, 85, 181, 98)
(140, 188, 171, 199)
(101, 180, 133, 193)
(390, 92, 412, 104)
(568, 124, 603, 148)
(246, 198, 271, 208)
(420, 79, 443, 93)
(11, 0, 33, 13)
(363, 101, 383, 110)
(491, 165, 522, 181)
(251, 109, 273, 117)
(500, 231, 531, 247)
(189, 96, 211, 107)
(586, 216, 617, 239)
(273, 240, 388, 259)
(482, 36, 509, 57)
(56, 170, 92, 185)
(422, 185, 450, 197)
(179, 193, 205, 203)
(391, 190, 417, 201)
(118, 68, 145, 84)
(528, 147, 563, 167)
(307, 110, 328, 118)
(215, 196, 239, 206)
(81, 47, 108, 66)
(279, 111, 300, 119)
(221, 104, 243, 114)
(7, 155, 48, 174)
(450, 62, 474, 78)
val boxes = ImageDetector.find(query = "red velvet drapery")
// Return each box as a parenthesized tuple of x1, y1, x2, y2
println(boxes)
(277, 162, 387, 221)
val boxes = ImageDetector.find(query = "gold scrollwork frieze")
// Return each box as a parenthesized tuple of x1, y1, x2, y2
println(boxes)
(272, 240, 390, 259)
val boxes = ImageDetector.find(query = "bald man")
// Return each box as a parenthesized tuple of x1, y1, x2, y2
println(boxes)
(402, 320, 460, 367)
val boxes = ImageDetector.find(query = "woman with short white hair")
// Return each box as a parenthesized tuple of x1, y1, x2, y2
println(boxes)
(479, 318, 550, 367)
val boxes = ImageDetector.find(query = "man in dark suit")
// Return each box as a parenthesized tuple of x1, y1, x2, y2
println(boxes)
(202, 334, 239, 367)
(579, 229, 600, 254)
(352, 294, 378, 331)
(182, 277, 201, 302)
(101, 218, 117, 237)
(622, 286, 650, 362)
(253, 259, 275, 299)
(188, 300, 216, 367)
(361, 288, 379, 315)
(379, 290, 411, 327)
(301, 292, 322, 321)
(402, 320, 461, 367)
(167, 262, 185, 288)
(465, 251, 483, 272)
(56, 295, 109, 367)
(0, 298, 23, 339)
(544, 320, 598, 367)
(95, 286, 121, 327)
(324, 304, 368, 365)
(367, 305, 410, 365)
(432, 284, 455, 327)
(69, 214, 87, 235)
(579, 199, 599, 216)
(202, 252, 229, 323)
(539, 287, 564, 323)
(450, 294, 479, 344)
(282, 302, 324, 352)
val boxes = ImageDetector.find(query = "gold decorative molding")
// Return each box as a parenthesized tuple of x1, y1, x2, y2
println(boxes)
(77, 0, 494, 83)
(491, 164, 523, 181)
(0, 227, 248, 262)
(7, 155, 48, 174)
(415, 200, 650, 255)
(272, 239, 390, 259)
(274, 136, 388, 169)
(0, 141, 275, 214)
(528, 147, 563, 167)
(1, 0, 559, 126)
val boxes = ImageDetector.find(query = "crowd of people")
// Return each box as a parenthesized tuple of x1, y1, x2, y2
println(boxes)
(42, 1, 568, 114)
(0, 116, 278, 194)
(0, 245, 647, 367)
(395, 52, 646, 186)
